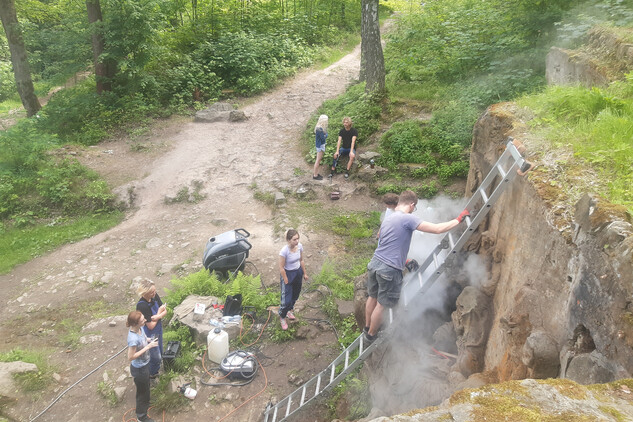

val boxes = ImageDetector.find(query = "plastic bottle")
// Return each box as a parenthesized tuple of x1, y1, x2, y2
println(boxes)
(209, 318, 225, 329)
(207, 328, 229, 364)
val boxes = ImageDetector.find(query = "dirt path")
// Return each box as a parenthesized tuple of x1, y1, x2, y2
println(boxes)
(0, 43, 383, 422)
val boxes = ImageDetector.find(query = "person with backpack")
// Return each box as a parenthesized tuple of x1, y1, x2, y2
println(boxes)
(136, 278, 167, 379)
(278, 229, 308, 330)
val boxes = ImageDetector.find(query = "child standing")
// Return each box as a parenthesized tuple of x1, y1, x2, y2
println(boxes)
(313, 115, 328, 180)
(278, 229, 308, 330)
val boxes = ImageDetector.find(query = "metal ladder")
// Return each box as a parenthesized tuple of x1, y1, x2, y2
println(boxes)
(401, 137, 529, 306)
(263, 138, 529, 422)
(263, 310, 393, 422)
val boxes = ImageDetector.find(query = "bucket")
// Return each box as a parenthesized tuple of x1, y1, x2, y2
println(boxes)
(207, 328, 229, 364)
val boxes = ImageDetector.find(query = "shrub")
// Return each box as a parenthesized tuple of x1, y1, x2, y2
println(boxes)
(424, 101, 480, 148)
(379, 120, 425, 166)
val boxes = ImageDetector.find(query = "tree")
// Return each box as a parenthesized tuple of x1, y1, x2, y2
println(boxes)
(360, 0, 385, 95)
(0, 0, 41, 116)
(86, 0, 115, 93)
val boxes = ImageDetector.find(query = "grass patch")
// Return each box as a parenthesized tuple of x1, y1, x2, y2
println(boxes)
(0, 348, 56, 392)
(518, 82, 633, 212)
(312, 34, 361, 70)
(97, 379, 119, 406)
(0, 212, 123, 274)
(150, 372, 190, 412)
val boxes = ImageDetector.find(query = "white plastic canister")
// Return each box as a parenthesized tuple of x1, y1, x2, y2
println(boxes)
(207, 328, 229, 364)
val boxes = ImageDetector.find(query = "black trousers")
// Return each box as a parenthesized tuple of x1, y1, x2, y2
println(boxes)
(130, 363, 150, 419)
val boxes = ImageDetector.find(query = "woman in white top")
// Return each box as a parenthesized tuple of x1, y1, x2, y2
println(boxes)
(278, 229, 308, 330)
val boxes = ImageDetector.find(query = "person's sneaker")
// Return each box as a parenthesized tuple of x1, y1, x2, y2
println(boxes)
(280, 317, 288, 330)
(313, 174, 323, 180)
(344, 171, 349, 179)
(287, 310, 296, 320)
(362, 326, 370, 335)
(363, 331, 377, 344)
(138, 416, 155, 422)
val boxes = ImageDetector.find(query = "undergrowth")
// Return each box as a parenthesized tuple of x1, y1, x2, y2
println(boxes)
(518, 80, 633, 211)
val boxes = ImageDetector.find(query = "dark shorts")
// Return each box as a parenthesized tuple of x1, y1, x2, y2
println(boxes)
(366, 256, 403, 308)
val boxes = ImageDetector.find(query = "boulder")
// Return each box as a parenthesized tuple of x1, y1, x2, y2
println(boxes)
(564, 350, 618, 385)
(172, 295, 240, 345)
(451, 286, 491, 377)
(521, 330, 560, 379)
(0, 361, 38, 400)
(194, 102, 234, 123)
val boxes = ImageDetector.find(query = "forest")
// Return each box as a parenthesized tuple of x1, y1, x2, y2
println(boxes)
(1, 0, 632, 272)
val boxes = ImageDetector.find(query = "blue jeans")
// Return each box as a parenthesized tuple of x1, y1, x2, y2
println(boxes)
(280, 268, 303, 318)
(332, 148, 355, 169)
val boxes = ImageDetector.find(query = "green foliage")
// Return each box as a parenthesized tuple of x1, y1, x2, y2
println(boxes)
(164, 270, 277, 315)
(0, 60, 15, 102)
(0, 213, 122, 274)
(194, 32, 313, 95)
(375, 182, 439, 199)
(97, 380, 119, 406)
(162, 322, 198, 373)
(305, 83, 382, 163)
(519, 79, 633, 210)
(268, 319, 300, 343)
(380, 120, 425, 165)
(425, 102, 480, 148)
(150, 372, 190, 411)
(0, 348, 55, 392)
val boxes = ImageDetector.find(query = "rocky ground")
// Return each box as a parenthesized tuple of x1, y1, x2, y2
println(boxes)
(0, 42, 386, 422)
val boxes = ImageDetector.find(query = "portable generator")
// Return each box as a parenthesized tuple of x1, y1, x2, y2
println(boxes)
(202, 228, 252, 277)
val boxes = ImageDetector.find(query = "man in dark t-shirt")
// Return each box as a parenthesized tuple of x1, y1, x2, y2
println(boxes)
(330, 116, 358, 179)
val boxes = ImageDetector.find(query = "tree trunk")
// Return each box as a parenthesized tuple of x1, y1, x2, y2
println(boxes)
(360, 0, 385, 95)
(86, 0, 114, 93)
(0, 0, 41, 117)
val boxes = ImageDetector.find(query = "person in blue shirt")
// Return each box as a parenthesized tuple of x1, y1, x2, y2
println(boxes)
(313, 114, 328, 180)
(364, 190, 469, 343)
(127, 310, 159, 422)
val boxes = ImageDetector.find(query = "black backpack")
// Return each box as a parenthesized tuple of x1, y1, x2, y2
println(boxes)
(223, 294, 243, 316)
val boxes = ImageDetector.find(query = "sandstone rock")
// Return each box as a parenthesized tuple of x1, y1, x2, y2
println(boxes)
(229, 110, 247, 122)
(521, 330, 560, 379)
(0, 361, 38, 399)
(564, 350, 618, 385)
(452, 286, 491, 378)
(194, 102, 234, 123)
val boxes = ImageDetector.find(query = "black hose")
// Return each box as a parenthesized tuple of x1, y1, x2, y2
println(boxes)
(29, 345, 128, 422)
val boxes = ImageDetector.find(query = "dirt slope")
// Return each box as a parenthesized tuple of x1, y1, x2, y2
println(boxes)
(0, 43, 381, 422)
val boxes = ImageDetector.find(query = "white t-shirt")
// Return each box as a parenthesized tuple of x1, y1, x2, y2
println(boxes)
(279, 243, 303, 270)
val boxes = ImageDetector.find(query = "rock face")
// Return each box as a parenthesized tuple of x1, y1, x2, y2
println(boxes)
(546, 26, 633, 87)
(359, 101, 633, 417)
(466, 103, 633, 386)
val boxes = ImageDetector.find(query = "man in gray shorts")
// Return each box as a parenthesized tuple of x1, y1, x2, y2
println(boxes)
(364, 190, 470, 343)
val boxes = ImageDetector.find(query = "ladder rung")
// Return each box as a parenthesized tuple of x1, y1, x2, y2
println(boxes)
(496, 163, 507, 179)
(285, 396, 292, 417)
(329, 364, 335, 383)
(344, 350, 349, 369)
(315, 374, 321, 395)
(448, 233, 455, 250)
(465, 215, 473, 230)
(432, 252, 439, 270)
(272, 405, 278, 422)
(300, 385, 306, 406)
(479, 187, 489, 204)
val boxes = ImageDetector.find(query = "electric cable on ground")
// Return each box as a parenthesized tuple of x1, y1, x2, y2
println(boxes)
(30, 345, 128, 422)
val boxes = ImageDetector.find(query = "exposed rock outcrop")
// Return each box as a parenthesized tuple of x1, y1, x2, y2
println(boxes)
(359, 101, 633, 418)
(546, 26, 633, 87)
